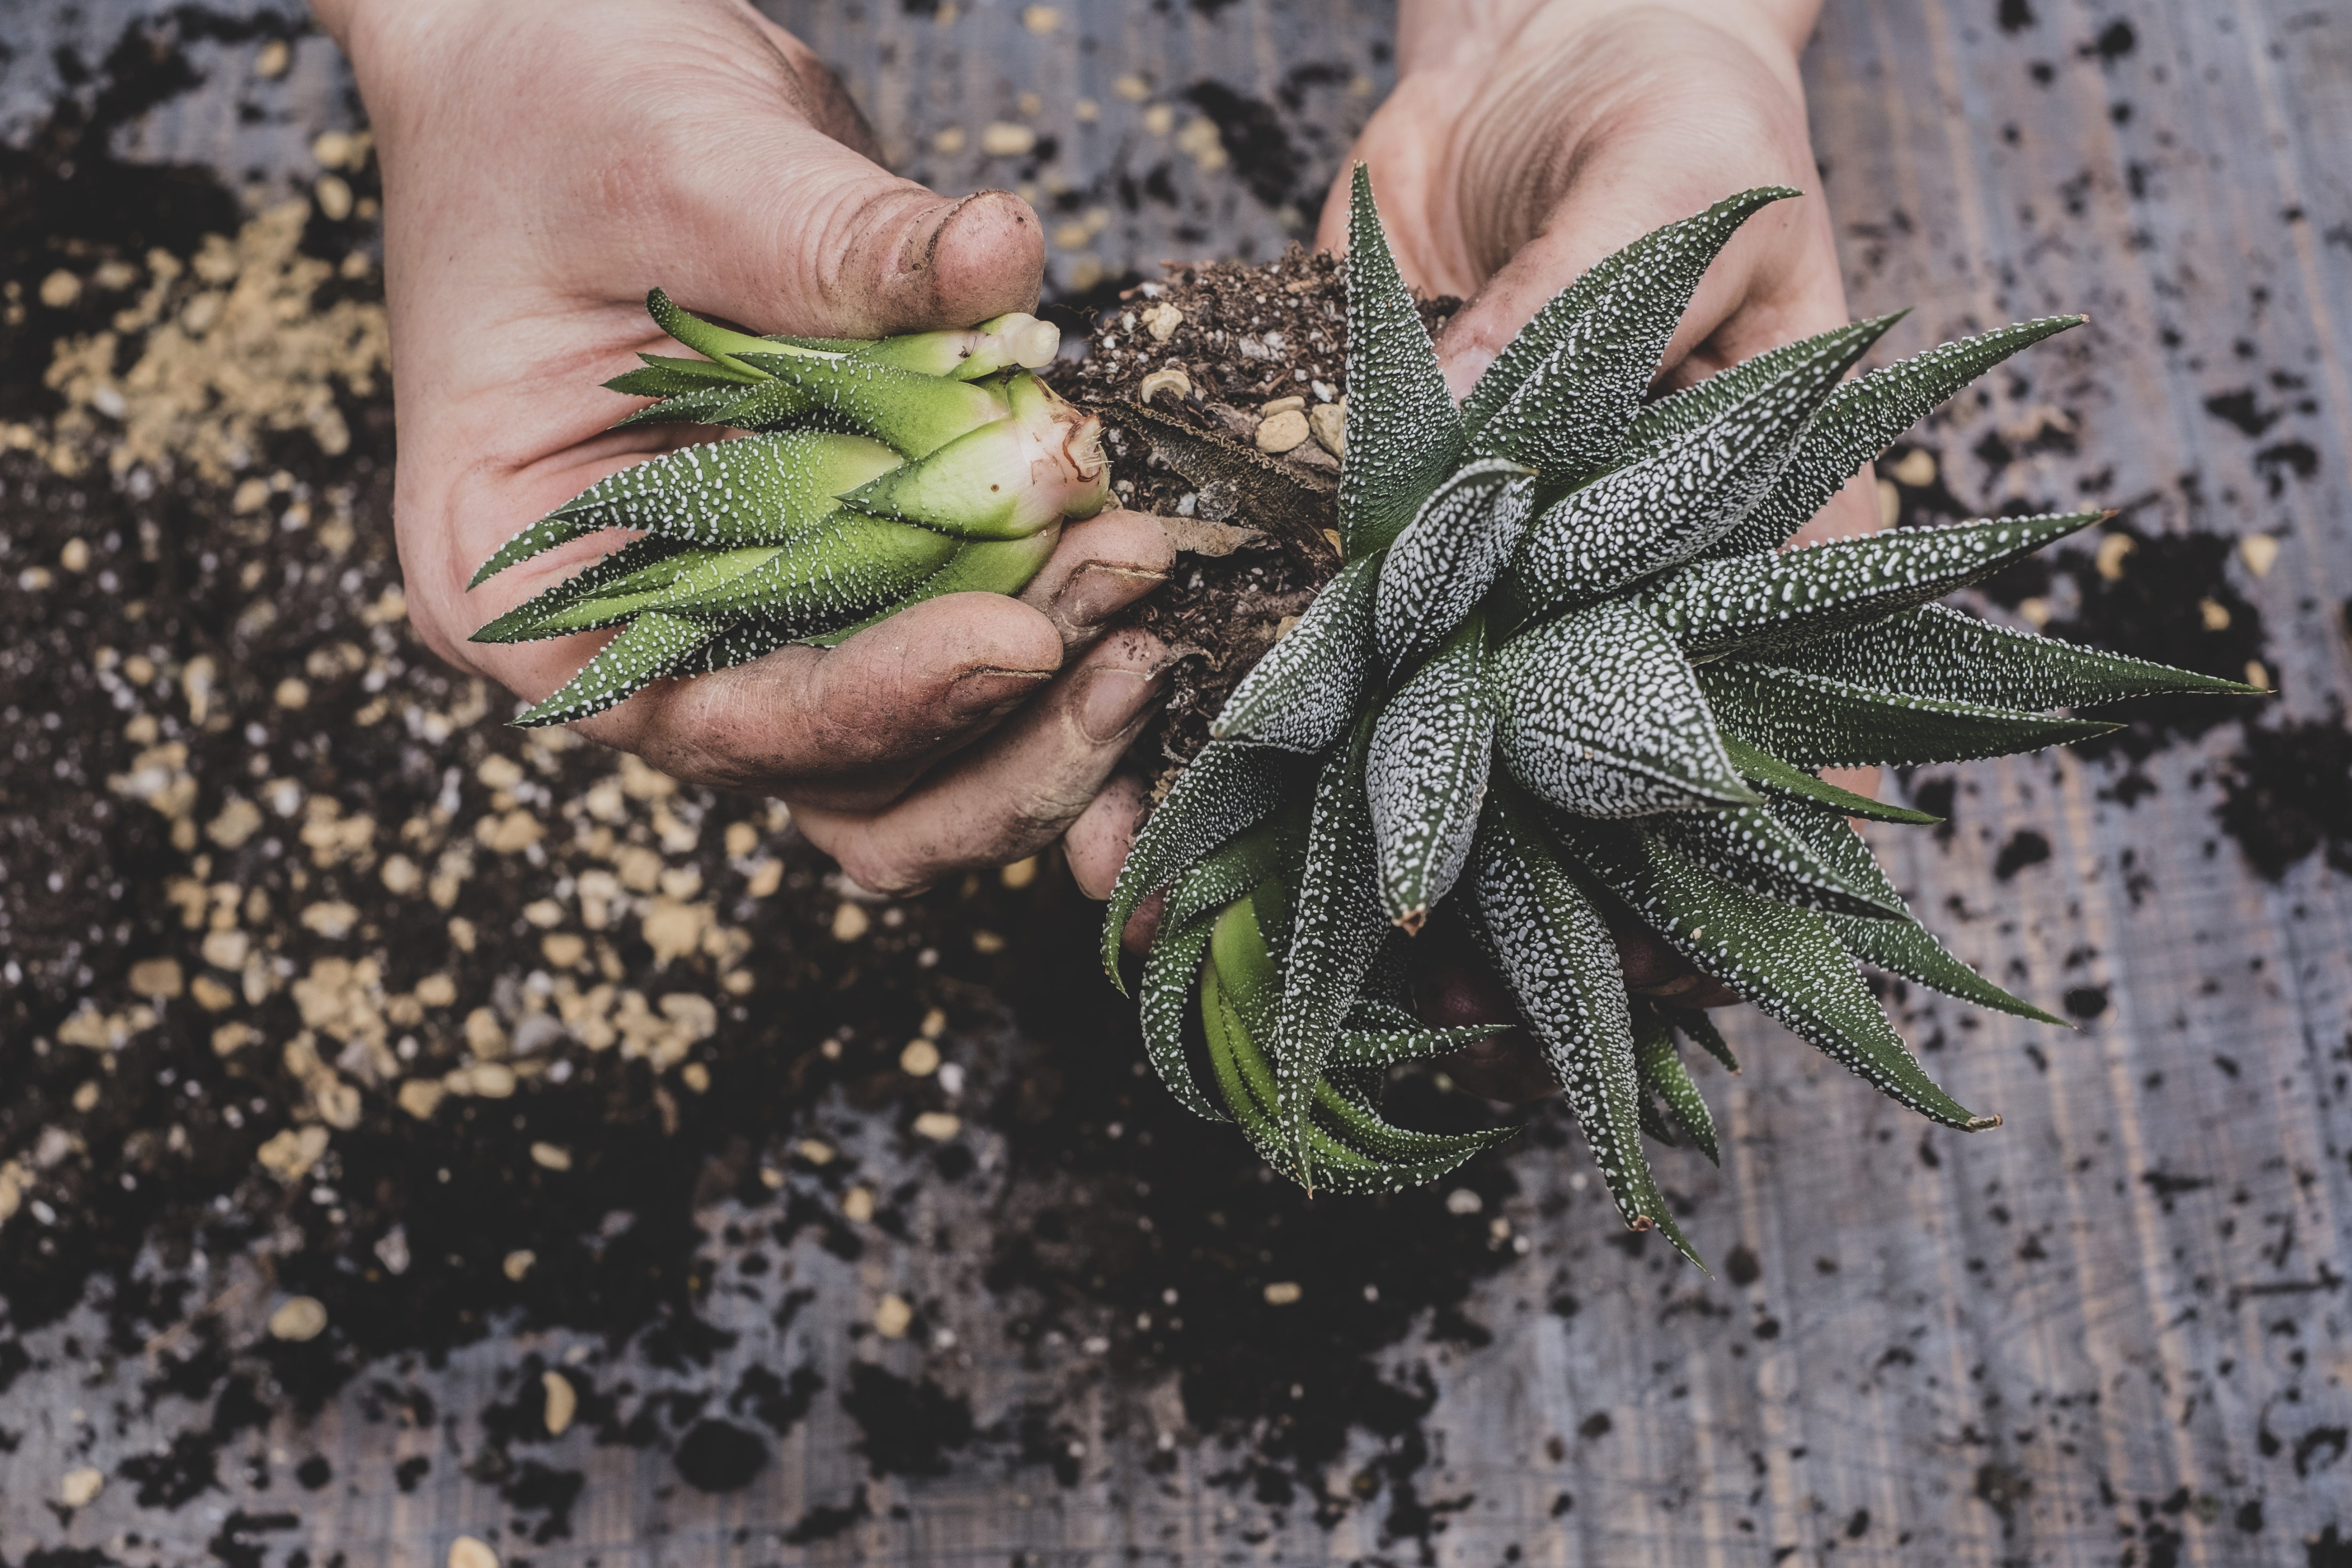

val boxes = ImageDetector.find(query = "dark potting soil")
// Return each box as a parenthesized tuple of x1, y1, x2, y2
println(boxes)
(1060, 246, 1459, 776)
(0, 16, 1532, 1546)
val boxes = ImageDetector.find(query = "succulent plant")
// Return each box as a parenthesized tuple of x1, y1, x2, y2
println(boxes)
(468, 291, 1108, 725)
(1100, 168, 2255, 1259)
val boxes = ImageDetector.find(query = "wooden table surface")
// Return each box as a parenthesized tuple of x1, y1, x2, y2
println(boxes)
(1, 0, 2346, 1564)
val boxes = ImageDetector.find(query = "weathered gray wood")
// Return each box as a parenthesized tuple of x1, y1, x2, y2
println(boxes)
(1, 0, 2346, 1563)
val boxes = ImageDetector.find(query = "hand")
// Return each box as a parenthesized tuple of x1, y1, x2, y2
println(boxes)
(1312, 0, 1875, 1091)
(318, 0, 1175, 893)
(1314, 0, 1871, 549)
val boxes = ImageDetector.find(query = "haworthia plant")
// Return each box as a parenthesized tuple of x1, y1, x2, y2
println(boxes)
(468, 292, 1107, 724)
(1104, 165, 2258, 1259)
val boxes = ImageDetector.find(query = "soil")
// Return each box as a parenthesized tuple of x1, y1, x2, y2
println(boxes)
(0, 22, 1526, 1544)
(1060, 246, 1457, 774)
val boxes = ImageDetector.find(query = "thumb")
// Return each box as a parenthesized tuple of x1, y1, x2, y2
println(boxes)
(660, 121, 1046, 339)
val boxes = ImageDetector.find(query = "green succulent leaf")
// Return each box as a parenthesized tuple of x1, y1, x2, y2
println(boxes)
(1464, 187, 1799, 479)
(1162, 824, 1292, 932)
(1211, 552, 1381, 752)
(1139, 915, 1226, 1121)
(468, 516, 600, 591)
(612, 385, 760, 430)
(1471, 784, 1700, 1263)
(469, 539, 693, 644)
(850, 312, 1060, 380)
(644, 288, 798, 373)
(668, 618, 798, 677)
(1310, 1074, 1515, 1177)
(794, 528, 1065, 649)
(1554, 817, 1994, 1131)
(1701, 661, 2119, 768)
(1769, 801, 2066, 1025)
(470, 433, 904, 592)
(1374, 459, 1538, 672)
(1719, 732, 1939, 824)
(1272, 716, 1391, 1178)
(560, 512, 954, 633)
(1328, 1022, 1509, 1070)
(1664, 1005, 1739, 1074)
(1338, 164, 1464, 557)
(1100, 742, 1291, 987)
(731, 352, 1007, 459)
(605, 362, 754, 401)
(512, 610, 719, 728)
(1646, 802, 1908, 919)
(1511, 316, 1899, 611)
(1621, 314, 1902, 459)
(1633, 1003, 1720, 1164)
(1642, 511, 2104, 658)
(1783, 601, 2261, 706)
(1367, 614, 1497, 930)
(1493, 599, 1760, 817)
(1710, 315, 2087, 558)
(837, 372, 1104, 539)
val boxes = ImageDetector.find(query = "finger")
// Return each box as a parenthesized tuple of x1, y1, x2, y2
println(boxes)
(1065, 771, 1153, 904)
(575, 589, 1066, 805)
(793, 629, 1175, 896)
(654, 120, 1046, 340)
(1416, 18, 1827, 395)
(1017, 509, 1176, 655)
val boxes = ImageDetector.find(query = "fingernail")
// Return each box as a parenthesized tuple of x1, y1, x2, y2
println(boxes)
(1075, 663, 1169, 744)
(1052, 561, 1169, 634)
(948, 665, 1054, 721)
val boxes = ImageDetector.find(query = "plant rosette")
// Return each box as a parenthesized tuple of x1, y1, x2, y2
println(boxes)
(474, 168, 2257, 1267)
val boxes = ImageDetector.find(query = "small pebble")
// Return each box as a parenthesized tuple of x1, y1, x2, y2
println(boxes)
(60, 1466, 103, 1507)
(1258, 395, 1305, 415)
(448, 1537, 501, 1568)
(541, 1370, 577, 1436)
(268, 1296, 327, 1341)
(38, 269, 80, 309)
(796, 1139, 836, 1166)
(1309, 402, 1346, 459)
(1138, 367, 1192, 405)
(529, 1142, 572, 1172)
(875, 1293, 913, 1338)
(1254, 409, 1311, 454)
(913, 1112, 962, 1141)
(832, 903, 871, 942)
(2239, 533, 2278, 576)
(1888, 447, 1938, 487)
(503, 1250, 537, 1281)
(842, 1186, 875, 1222)
(999, 856, 1039, 889)
(900, 1039, 942, 1077)
(254, 38, 290, 78)
(1262, 1281, 1302, 1306)
(2094, 532, 2137, 580)
(982, 122, 1037, 157)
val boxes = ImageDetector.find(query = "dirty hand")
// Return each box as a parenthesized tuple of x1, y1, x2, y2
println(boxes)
(316, 0, 1174, 894)
(1307, 0, 1870, 1092)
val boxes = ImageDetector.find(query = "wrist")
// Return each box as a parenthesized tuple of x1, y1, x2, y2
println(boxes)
(1396, 0, 1816, 75)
